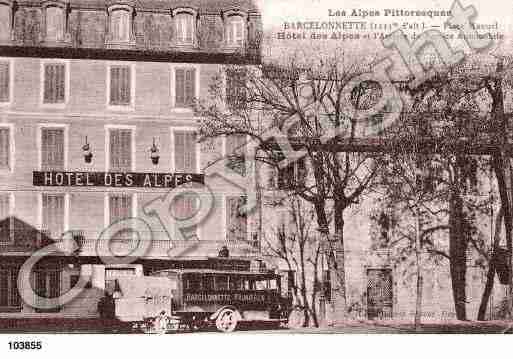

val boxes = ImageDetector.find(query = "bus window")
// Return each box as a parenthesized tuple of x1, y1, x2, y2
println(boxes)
(229, 276, 243, 290)
(255, 280, 266, 290)
(185, 274, 202, 291)
(216, 275, 229, 290)
(268, 279, 277, 290)
(203, 274, 215, 291)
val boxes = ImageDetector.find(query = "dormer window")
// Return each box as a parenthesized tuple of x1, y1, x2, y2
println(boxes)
(107, 5, 134, 44)
(223, 10, 246, 48)
(225, 15, 245, 47)
(172, 8, 196, 46)
(42, 2, 69, 43)
(46, 7, 64, 41)
(0, 2, 12, 42)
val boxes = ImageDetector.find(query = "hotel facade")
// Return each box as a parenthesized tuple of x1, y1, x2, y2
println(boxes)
(0, 0, 263, 318)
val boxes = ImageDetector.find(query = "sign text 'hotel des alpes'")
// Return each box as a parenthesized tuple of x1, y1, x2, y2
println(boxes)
(33, 171, 204, 188)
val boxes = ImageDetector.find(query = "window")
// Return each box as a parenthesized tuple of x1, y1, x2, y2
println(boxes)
(108, 194, 133, 241)
(42, 62, 66, 104)
(276, 158, 307, 190)
(0, 268, 21, 310)
(0, 127, 10, 170)
(0, 4, 11, 41)
(225, 16, 245, 47)
(42, 193, 65, 239)
(109, 65, 132, 107)
(34, 269, 61, 312)
(226, 196, 247, 241)
(225, 134, 246, 176)
(41, 127, 65, 170)
(174, 68, 196, 108)
(45, 6, 64, 41)
(109, 8, 131, 42)
(226, 68, 247, 110)
(0, 60, 11, 103)
(173, 130, 197, 172)
(109, 128, 133, 171)
(171, 193, 198, 240)
(0, 193, 12, 243)
(175, 12, 194, 45)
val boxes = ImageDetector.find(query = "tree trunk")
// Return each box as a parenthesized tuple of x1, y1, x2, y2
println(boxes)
(478, 207, 504, 321)
(449, 188, 468, 321)
(414, 210, 423, 330)
(492, 154, 513, 319)
(328, 202, 347, 324)
(299, 243, 310, 327)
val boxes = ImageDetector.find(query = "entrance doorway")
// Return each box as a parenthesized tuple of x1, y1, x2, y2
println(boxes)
(367, 268, 393, 320)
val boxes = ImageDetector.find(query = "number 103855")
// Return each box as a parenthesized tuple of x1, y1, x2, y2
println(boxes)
(8, 341, 42, 350)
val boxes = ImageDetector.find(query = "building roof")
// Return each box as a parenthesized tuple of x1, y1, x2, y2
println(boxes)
(18, 0, 260, 13)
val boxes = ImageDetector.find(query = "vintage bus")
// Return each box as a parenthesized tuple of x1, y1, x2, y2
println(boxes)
(113, 268, 292, 333)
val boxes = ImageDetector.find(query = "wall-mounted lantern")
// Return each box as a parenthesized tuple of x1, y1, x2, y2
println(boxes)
(150, 137, 160, 165)
(82, 136, 93, 163)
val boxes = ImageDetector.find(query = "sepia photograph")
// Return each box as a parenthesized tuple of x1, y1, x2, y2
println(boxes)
(0, 0, 512, 356)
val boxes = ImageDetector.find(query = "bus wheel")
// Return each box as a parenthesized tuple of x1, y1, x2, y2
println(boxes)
(215, 308, 239, 333)
(287, 307, 306, 329)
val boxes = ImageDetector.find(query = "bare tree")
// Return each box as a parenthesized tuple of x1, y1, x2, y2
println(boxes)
(198, 53, 382, 323)
(262, 197, 324, 327)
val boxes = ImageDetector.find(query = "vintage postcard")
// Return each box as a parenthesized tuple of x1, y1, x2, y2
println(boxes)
(0, 1, 511, 354)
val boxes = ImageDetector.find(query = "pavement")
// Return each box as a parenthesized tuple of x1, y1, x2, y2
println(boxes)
(0, 318, 512, 334)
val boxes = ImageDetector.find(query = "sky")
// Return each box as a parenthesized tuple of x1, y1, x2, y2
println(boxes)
(255, 0, 513, 60)
(257, 0, 511, 29)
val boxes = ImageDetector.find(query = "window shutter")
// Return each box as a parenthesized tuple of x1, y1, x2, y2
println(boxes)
(42, 194, 64, 238)
(0, 270, 7, 306)
(0, 128, 9, 170)
(185, 132, 197, 172)
(185, 69, 195, 106)
(110, 67, 120, 105)
(41, 128, 64, 170)
(9, 269, 20, 307)
(175, 69, 185, 107)
(226, 196, 247, 241)
(0, 62, 9, 102)
(110, 129, 131, 171)
(174, 131, 185, 171)
(56, 64, 65, 102)
(0, 193, 9, 243)
(43, 64, 65, 104)
(44, 64, 53, 103)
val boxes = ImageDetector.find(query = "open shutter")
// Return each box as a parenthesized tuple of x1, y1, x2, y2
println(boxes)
(174, 131, 185, 171)
(175, 69, 185, 107)
(41, 128, 64, 170)
(0, 62, 9, 102)
(42, 194, 64, 239)
(185, 68, 195, 106)
(0, 128, 9, 170)
(110, 129, 131, 171)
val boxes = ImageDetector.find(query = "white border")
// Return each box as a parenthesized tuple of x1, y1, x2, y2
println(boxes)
(106, 62, 136, 111)
(169, 63, 200, 111)
(0, 123, 14, 173)
(37, 192, 70, 234)
(37, 123, 69, 171)
(40, 59, 70, 108)
(169, 126, 200, 173)
(0, 57, 13, 106)
(104, 124, 136, 172)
